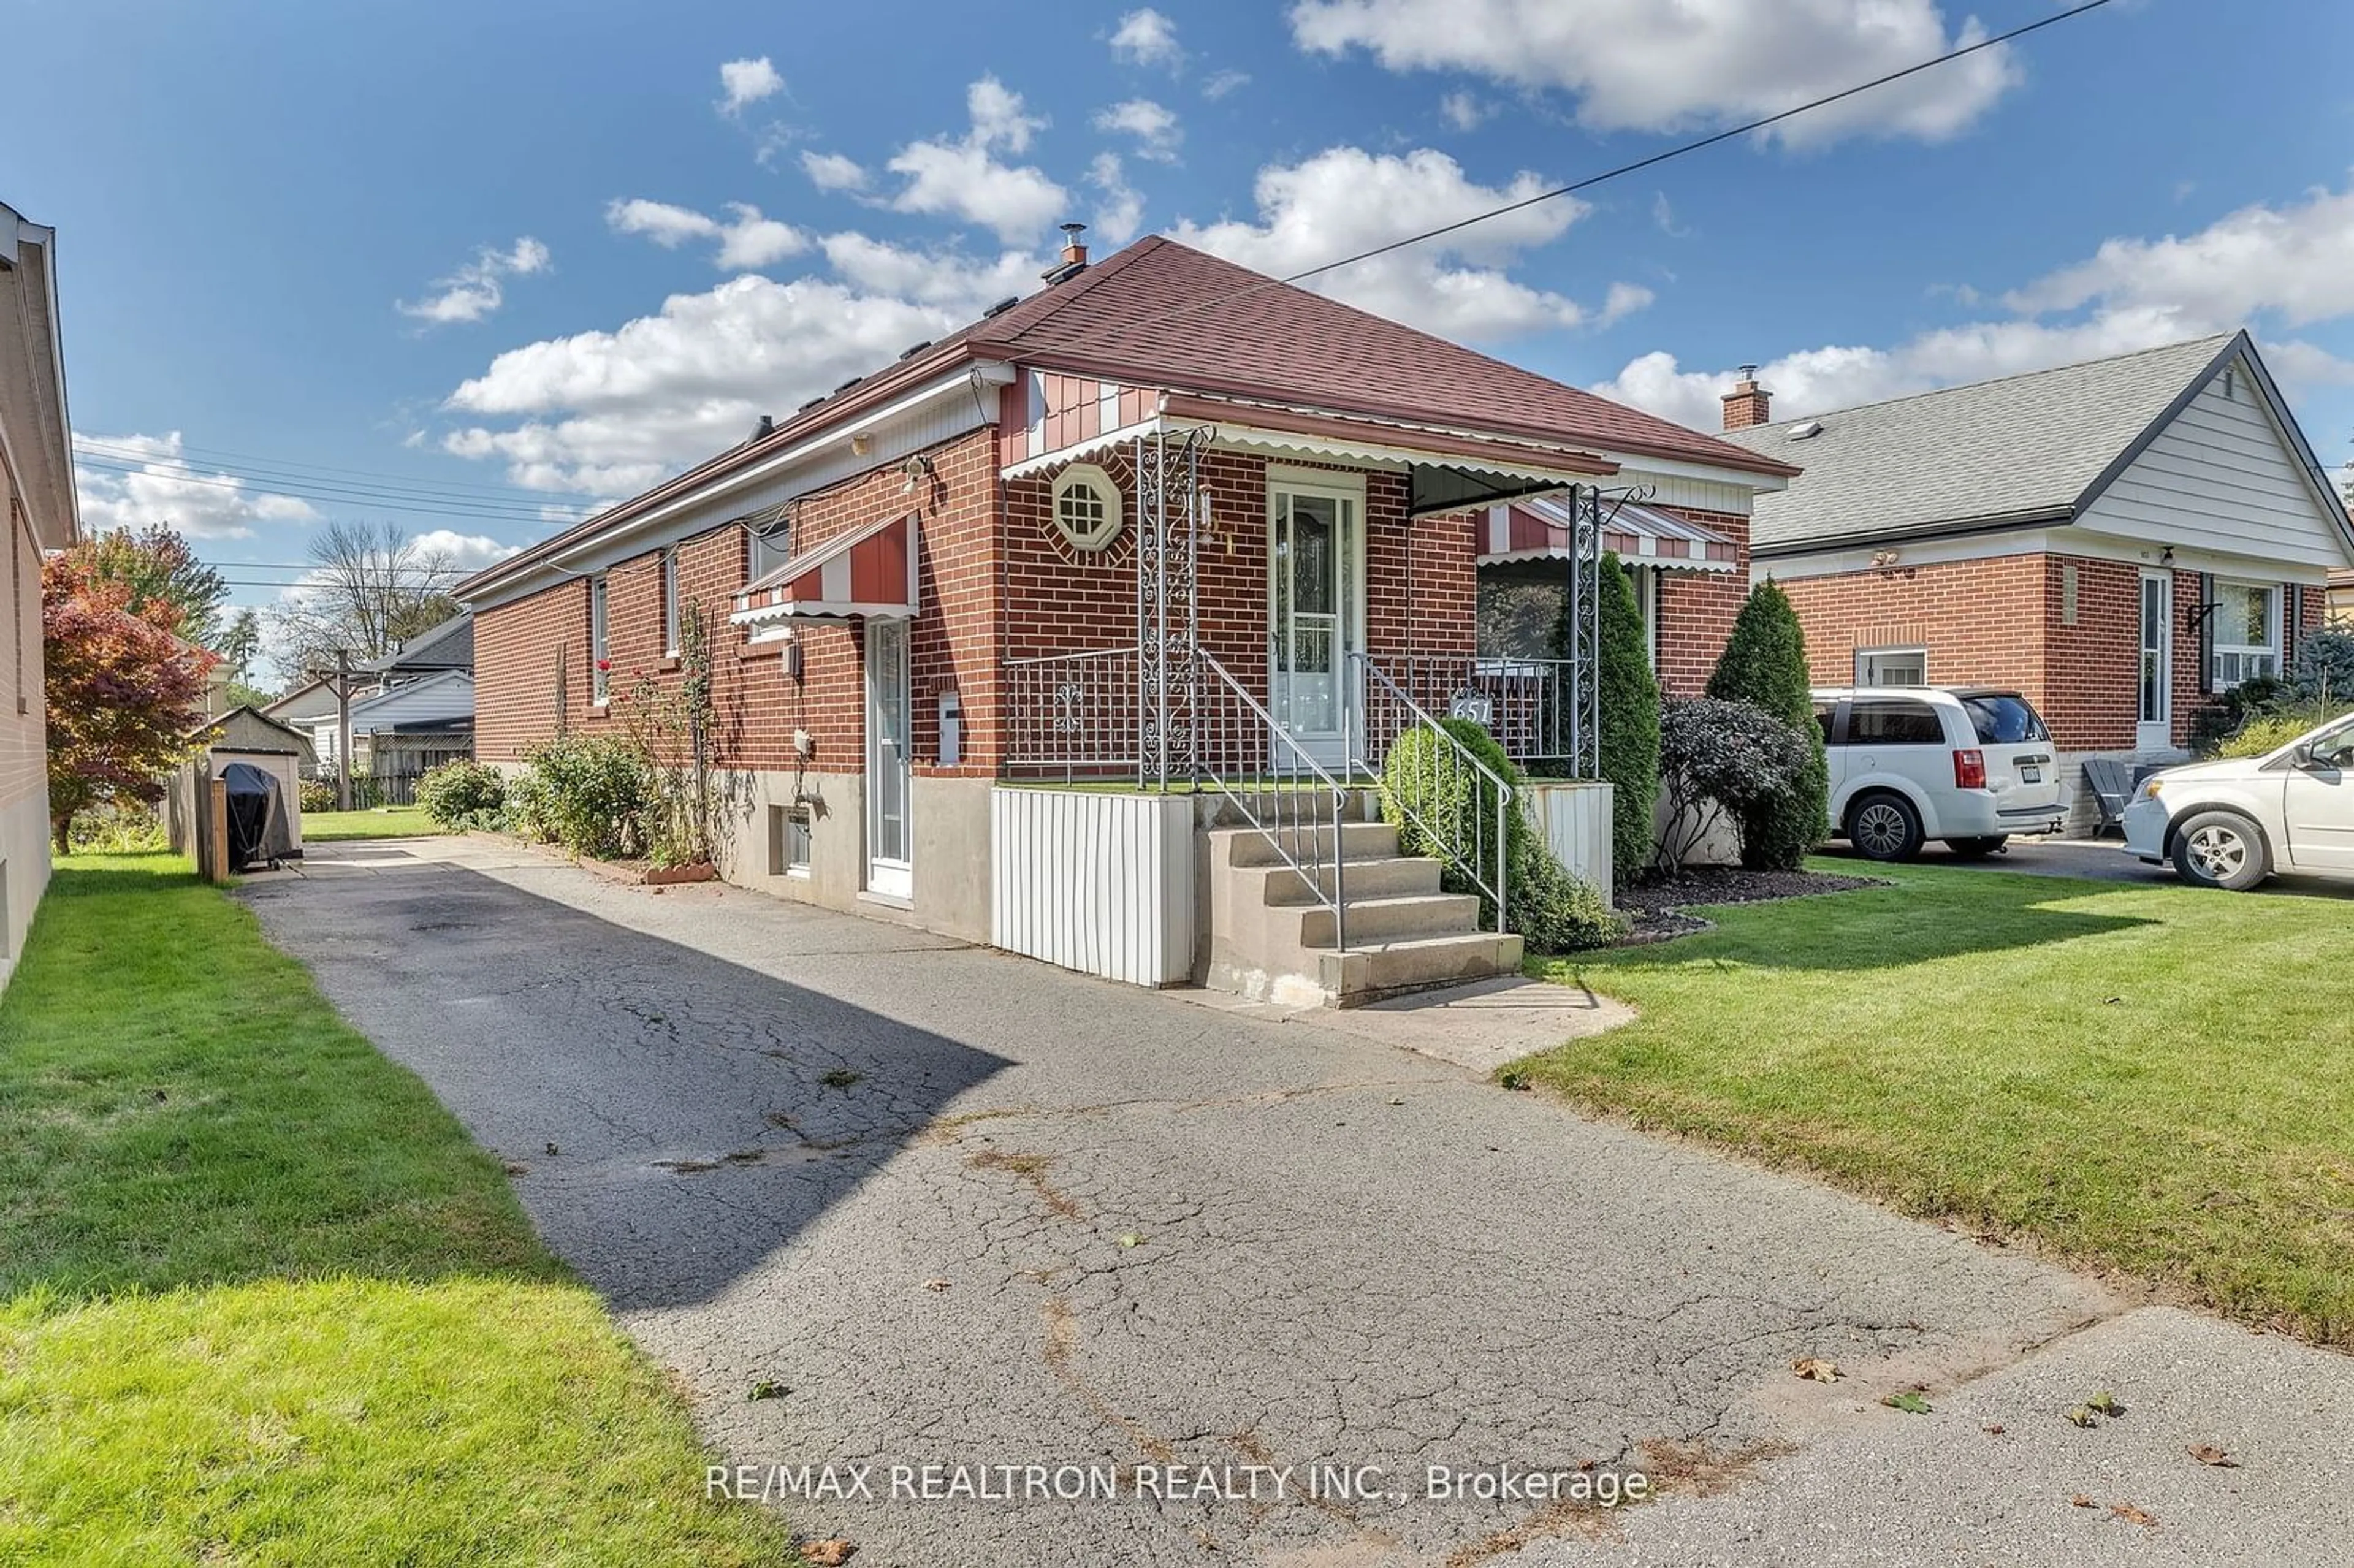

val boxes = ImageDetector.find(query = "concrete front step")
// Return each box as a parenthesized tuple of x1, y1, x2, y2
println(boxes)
(1209, 820, 1398, 869)
(1317, 931, 1527, 1003)
(1295, 891, 1482, 948)
(1249, 854, 1442, 907)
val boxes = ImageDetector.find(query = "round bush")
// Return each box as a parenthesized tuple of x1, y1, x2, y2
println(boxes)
(518, 734, 650, 859)
(1381, 717, 1623, 951)
(415, 758, 507, 831)
(1656, 698, 1815, 874)
(298, 777, 336, 815)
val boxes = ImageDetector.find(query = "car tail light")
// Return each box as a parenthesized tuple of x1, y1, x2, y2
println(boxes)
(1953, 748, 1987, 790)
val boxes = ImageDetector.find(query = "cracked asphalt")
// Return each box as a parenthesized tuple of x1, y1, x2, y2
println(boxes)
(239, 837, 2352, 1567)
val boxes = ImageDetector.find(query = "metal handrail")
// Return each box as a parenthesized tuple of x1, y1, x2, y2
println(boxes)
(1004, 644, 1143, 780)
(1197, 652, 1352, 953)
(1349, 652, 1512, 935)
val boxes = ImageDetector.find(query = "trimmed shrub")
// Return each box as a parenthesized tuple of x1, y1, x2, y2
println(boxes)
(2217, 711, 2332, 760)
(2294, 628, 2354, 705)
(415, 758, 507, 831)
(505, 767, 557, 844)
(517, 734, 651, 859)
(1593, 552, 1660, 884)
(1656, 698, 1815, 877)
(1705, 581, 1829, 870)
(1382, 717, 1625, 953)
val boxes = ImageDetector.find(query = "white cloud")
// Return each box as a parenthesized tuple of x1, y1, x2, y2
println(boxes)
(606, 199, 722, 248)
(886, 78, 1067, 242)
(717, 56, 783, 115)
(1593, 181, 2354, 432)
(1088, 153, 1145, 246)
(440, 237, 1046, 494)
(396, 237, 551, 326)
(1596, 281, 1653, 328)
(1202, 69, 1250, 99)
(1169, 146, 1600, 341)
(801, 151, 869, 192)
(409, 529, 524, 573)
(1289, 0, 2021, 146)
(72, 432, 320, 541)
(1651, 191, 1691, 238)
(606, 199, 807, 272)
(966, 75, 1044, 153)
(1438, 91, 1487, 131)
(1110, 8, 1183, 70)
(1095, 97, 1182, 162)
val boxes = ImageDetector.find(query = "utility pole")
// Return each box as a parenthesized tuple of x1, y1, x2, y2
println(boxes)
(335, 648, 354, 812)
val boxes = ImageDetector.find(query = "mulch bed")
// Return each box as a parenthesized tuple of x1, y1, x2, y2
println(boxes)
(1614, 866, 1886, 945)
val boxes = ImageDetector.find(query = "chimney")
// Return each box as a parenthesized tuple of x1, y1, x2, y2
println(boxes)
(1721, 365, 1771, 431)
(1042, 222, 1089, 283)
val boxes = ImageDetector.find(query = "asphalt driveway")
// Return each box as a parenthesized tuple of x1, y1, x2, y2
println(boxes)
(241, 838, 2354, 1566)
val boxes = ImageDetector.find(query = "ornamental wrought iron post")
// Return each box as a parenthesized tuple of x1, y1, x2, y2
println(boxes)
(1134, 427, 1206, 789)
(1566, 484, 1603, 780)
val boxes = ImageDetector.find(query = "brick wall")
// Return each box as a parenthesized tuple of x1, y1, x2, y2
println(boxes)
(1778, 551, 2069, 725)
(474, 429, 1479, 783)
(1652, 504, 1753, 697)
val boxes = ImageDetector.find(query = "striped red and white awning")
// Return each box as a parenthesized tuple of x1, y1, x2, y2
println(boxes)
(731, 510, 919, 630)
(1479, 496, 1740, 573)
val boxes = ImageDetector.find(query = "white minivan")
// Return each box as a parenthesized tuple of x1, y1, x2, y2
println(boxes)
(1812, 687, 2068, 861)
(2124, 710, 2354, 889)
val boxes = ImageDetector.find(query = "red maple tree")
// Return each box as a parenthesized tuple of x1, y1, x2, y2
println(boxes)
(42, 549, 217, 848)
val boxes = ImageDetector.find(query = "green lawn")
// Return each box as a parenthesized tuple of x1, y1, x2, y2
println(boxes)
(300, 805, 442, 841)
(1520, 861, 2354, 1344)
(0, 854, 791, 1566)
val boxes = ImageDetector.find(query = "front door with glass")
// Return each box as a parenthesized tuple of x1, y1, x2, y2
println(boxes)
(2138, 571, 2173, 752)
(865, 617, 912, 899)
(1268, 481, 1363, 771)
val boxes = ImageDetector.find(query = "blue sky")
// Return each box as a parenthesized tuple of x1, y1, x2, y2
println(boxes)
(6, 0, 2352, 644)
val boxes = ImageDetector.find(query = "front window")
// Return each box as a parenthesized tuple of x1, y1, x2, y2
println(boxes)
(748, 506, 794, 580)
(1855, 647, 1927, 687)
(590, 574, 610, 704)
(1050, 463, 1123, 552)
(2211, 580, 2279, 691)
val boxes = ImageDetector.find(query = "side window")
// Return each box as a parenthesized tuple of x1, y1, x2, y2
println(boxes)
(1815, 701, 1838, 745)
(1848, 698, 1945, 745)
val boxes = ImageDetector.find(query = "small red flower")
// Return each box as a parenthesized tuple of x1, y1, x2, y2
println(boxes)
(596, 658, 612, 671)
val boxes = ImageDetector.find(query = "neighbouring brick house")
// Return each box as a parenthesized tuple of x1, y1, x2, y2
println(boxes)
(1720, 333, 2354, 828)
(457, 233, 1792, 997)
(0, 200, 77, 991)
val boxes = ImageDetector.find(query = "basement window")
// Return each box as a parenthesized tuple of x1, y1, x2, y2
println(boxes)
(768, 804, 812, 878)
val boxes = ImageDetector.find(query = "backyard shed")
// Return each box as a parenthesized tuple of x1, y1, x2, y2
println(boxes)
(167, 705, 310, 863)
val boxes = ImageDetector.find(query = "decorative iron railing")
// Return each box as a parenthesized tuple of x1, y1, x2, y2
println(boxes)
(1365, 654, 1586, 778)
(1004, 645, 1145, 781)
(1349, 653, 1510, 934)
(1198, 651, 1350, 952)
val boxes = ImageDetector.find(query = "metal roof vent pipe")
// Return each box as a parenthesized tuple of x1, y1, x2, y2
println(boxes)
(1041, 222, 1089, 284)
(750, 413, 775, 443)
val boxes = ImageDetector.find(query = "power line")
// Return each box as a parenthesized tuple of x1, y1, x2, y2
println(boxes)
(1043, 0, 2119, 365)
(69, 434, 565, 501)
(71, 456, 585, 524)
(69, 440, 574, 511)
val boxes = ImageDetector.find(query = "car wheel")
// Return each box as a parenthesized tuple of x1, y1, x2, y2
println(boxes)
(1945, 836, 2008, 859)
(2169, 810, 2269, 891)
(1848, 793, 1925, 862)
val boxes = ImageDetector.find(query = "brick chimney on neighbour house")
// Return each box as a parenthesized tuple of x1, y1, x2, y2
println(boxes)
(1721, 365, 1772, 431)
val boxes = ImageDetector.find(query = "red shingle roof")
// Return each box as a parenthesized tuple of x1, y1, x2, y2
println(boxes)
(970, 237, 1791, 477)
(461, 234, 1785, 601)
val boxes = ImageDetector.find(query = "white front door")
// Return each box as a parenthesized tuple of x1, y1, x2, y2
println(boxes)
(865, 617, 913, 899)
(2137, 571, 2173, 752)
(1268, 479, 1364, 772)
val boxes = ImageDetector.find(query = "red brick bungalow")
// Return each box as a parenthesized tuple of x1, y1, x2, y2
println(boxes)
(455, 234, 1793, 995)
(1719, 334, 2354, 824)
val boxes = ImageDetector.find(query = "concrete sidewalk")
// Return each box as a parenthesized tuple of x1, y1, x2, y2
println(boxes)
(243, 837, 2354, 1567)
